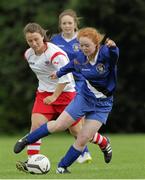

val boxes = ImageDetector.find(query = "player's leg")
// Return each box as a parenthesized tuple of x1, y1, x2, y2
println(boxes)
(69, 118, 92, 163)
(89, 97, 113, 163)
(91, 132, 112, 163)
(26, 91, 55, 157)
(87, 110, 112, 163)
(14, 110, 75, 153)
(66, 94, 92, 163)
(15, 91, 56, 173)
(72, 123, 110, 163)
(16, 113, 52, 173)
(56, 120, 102, 173)
(27, 113, 49, 156)
(56, 101, 92, 164)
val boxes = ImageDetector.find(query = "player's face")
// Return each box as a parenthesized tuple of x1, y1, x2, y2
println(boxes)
(79, 37, 96, 56)
(60, 15, 76, 35)
(25, 32, 44, 53)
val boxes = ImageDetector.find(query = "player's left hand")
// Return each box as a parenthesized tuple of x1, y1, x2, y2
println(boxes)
(105, 38, 116, 47)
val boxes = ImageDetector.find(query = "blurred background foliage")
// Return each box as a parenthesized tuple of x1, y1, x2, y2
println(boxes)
(0, 0, 145, 134)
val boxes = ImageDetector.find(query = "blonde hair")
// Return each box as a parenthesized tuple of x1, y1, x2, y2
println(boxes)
(58, 9, 81, 31)
(23, 23, 49, 42)
(77, 27, 105, 47)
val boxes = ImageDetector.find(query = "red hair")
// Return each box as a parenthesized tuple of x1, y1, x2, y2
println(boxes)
(77, 27, 104, 46)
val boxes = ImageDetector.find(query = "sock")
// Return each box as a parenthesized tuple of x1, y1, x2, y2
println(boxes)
(81, 146, 89, 156)
(27, 139, 41, 156)
(58, 145, 82, 168)
(91, 132, 107, 149)
(27, 123, 50, 144)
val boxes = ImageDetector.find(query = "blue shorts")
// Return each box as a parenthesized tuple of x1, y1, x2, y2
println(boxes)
(65, 94, 113, 124)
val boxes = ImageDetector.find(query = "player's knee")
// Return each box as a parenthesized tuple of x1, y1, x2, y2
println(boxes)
(78, 134, 90, 146)
(31, 121, 45, 131)
(69, 126, 80, 136)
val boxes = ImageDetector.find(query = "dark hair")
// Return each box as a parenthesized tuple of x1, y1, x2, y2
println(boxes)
(58, 9, 81, 32)
(23, 23, 49, 42)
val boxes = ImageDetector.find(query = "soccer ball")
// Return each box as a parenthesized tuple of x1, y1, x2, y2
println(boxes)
(27, 154, 51, 174)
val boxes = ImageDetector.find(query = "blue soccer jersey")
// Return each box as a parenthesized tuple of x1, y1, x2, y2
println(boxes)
(51, 34, 82, 80)
(56, 44, 119, 123)
(57, 45, 119, 102)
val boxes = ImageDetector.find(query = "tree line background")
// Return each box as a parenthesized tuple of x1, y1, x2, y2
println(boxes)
(0, 0, 145, 134)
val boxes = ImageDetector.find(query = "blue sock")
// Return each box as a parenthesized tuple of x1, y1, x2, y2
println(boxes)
(81, 146, 89, 155)
(27, 123, 50, 144)
(58, 145, 82, 168)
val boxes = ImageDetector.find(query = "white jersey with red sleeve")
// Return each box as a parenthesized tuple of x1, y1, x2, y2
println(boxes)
(24, 42, 75, 92)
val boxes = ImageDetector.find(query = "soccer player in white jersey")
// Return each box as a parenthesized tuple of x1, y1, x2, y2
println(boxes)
(14, 27, 118, 173)
(51, 9, 112, 163)
(15, 22, 90, 173)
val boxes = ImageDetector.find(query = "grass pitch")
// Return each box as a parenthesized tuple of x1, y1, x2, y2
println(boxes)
(0, 133, 144, 179)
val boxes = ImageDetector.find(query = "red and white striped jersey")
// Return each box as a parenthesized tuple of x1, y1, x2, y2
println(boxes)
(24, 42, 75, 92)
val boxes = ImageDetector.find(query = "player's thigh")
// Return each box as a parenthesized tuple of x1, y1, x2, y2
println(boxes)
(53, 111, 75, 131)
(54, 105, 84, 136)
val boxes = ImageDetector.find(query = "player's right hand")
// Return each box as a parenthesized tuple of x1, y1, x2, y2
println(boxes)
(50, 71, 58, 79)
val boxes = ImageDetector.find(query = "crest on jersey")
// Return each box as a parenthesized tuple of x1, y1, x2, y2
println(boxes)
(96, 63, 105, 74)
(72, 43, 80, 52)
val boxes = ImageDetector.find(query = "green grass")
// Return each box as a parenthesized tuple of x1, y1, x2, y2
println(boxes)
(0, 133, 144, 179)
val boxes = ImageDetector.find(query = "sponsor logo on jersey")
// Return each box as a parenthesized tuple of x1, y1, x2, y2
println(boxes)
(58, 45, 65, 48)
(53, 61, 59, 65)
(29, 62, 35, 65)
(82, 68, 91, 71)
(44, 61, 50, 65)
(96, 63, 105, 74)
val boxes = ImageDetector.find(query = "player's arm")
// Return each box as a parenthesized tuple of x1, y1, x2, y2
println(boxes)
(44, 55, 75, 104)
(51, 55, 75, 79)
(53, 54, 75, 79)
(105, 38, 119, 64)
(57, 60, 75, 77)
